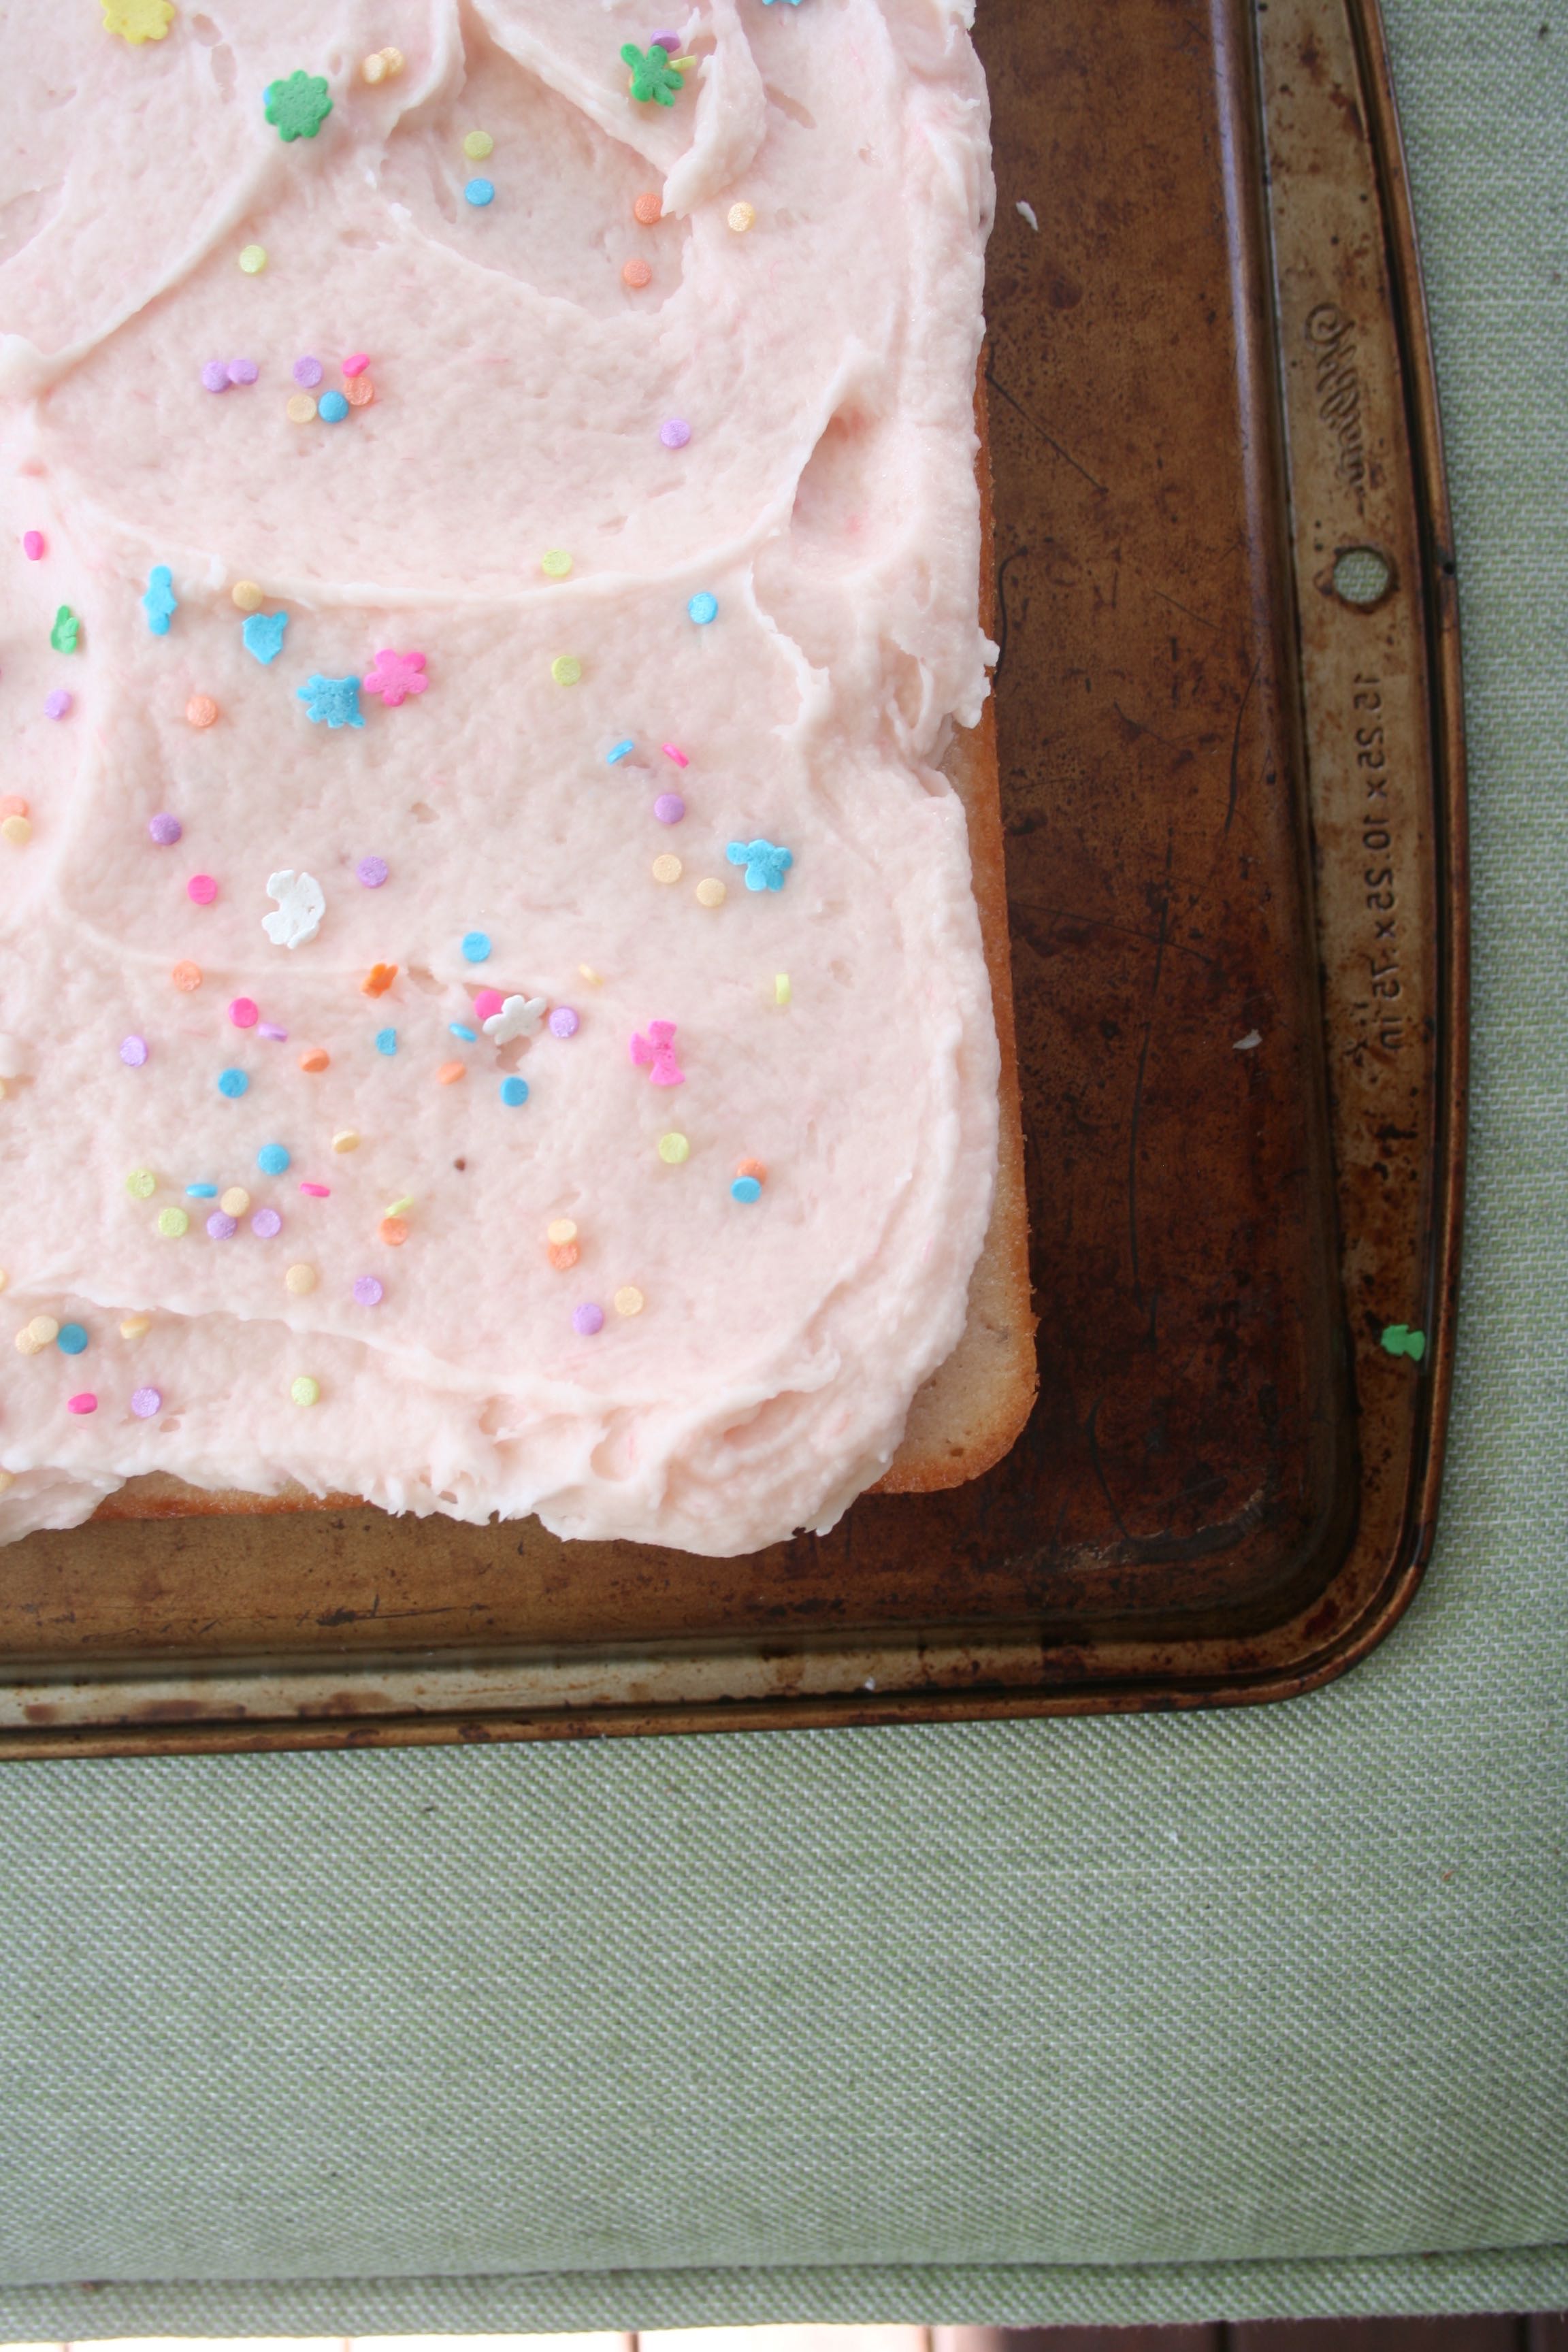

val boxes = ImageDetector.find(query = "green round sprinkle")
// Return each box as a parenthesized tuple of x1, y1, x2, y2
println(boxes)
(156, 1206, 189, 1237)
(238, 244, 267, 274)
(657, 1132, 689, 1165)
(551, 655, 582, 686)
(291, 1374, 320, 1407)
(541, 549, 572, 578)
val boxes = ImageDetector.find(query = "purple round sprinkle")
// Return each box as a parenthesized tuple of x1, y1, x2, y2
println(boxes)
(356, 855, 389, 889)
(572, 1302, 605, 1337)
(130, 1386, 162, 1419)
(201, 359, 229, 393)
(653, 791, 686, 825)
(292, 355, 324, 388)
(651, 30, 681, 49)
(353, 1275, 384, 1307)
(148, 812, 182, 845)
(226, 357, 259, 385)
(119, 1034, 149, 1068)
(250, 1207, 282, 1238)
(659, 417, 691, 450)
(258, 1022, 288, 1041)
(206, 1210, 238, 1240)
(549, 1005, 579, 1039)
(44, 689, 71, 719)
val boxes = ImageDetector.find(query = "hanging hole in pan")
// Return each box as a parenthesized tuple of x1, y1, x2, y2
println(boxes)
(1332, 543, 1396, 608)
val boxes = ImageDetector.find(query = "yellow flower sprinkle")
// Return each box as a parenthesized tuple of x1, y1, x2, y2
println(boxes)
(774, 973, 791, 1005)
(613, 1286, 645, 1318)
(331, 1130, 360, 1154)
(463, 129, 494, 159)
(156, 1206, 189, 1237)
(541, 549, 573, 577)
(651, 853, 683, 885)
(286, 392, 318, 425)
(657, 1132, 689, 1166)
(120, 1315, 150, 1340)
(551, 655, 582, 686)
(231, 580, 264, 612)
(101, 0, 174, 44)
(291, 1375, 321, 1407)
(728, 201, 756, 233)
(220, 1188, 250, 1217)
(285, 1263, 317, 1296)
(238, 244, 267, 276)
(546, 1218, 578, 1246)
(1, 815, 31, 847)
(695, 877, 726, 908)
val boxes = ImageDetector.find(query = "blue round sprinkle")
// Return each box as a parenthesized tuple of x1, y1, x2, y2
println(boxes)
(606, 738, 636, 765)
(461, 930, 492, 963)
(500, 1076, 529, 1107)
(464, 177, 495, 208)
(56, 1322, 88, 1356)
(448, 1022, 478, 1042)
(688, 591, 719, 625)
(185, 1183, 219, 1199)
(731, 1176, 762, 1204)
(318, 389, 349, 423)
(257, 1143, 290, 1175)
(375, 1028, 397, 1056)
(218, 1067, 249, 1098)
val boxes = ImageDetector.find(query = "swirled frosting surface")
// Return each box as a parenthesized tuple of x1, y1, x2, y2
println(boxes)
(0, 0, 997, 1554)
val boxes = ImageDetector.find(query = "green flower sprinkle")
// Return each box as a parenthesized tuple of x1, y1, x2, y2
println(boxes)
(263, 71, 333, 142)
(621, 42, 685, 105)
(50, 605, 79, 653)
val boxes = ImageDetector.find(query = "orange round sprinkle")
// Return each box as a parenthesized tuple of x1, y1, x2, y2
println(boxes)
(0, 795, 28, 819)
(344, 375, 374, 408)
(362, 962, 397, 996)
(436, 1060, 465, 1085)
(298, 1047, 329, 1073)
(171, 960, 202, 992)
(548, 1240, 581, 1271)
(621, 256, 653, 289)
(378, 1216, 409, 1247)
(185, 693, 218, 729)
(634, 191, 662, 225)
(736, 1158, 767, 1182)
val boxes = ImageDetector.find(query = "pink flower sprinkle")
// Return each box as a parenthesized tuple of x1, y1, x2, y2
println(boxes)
(187, 872, 218, 905)
(342, 353, 371, 377)
(67, 1392, 97, 1415)
(22, 531, 44, 561)
(630, 1019, 684, 1086)
(662, 742, 689, 768)
(363, 648, 427, 707)
(229, 996, 259, 1028)
(299, 1181, 330, 1197)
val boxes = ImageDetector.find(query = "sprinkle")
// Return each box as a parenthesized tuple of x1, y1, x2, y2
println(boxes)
(651, 853, 683, 885)
(542, 549, 573, 578)
(264, 71, 333, 144)
(185, 694, 219, 728)
(206, 1211, 238, 1239)
(1380, 1324, 1428, 1362)
(660, 417, 691, 449)
(44, 690, 72, 720)
(613, 1286, 644, 1317)
(634, 191, 662, 224)
(186, 1184, 218, 1198)
(172, 960, 203, 990)
(448, 1022, 478, 1042)
(548, 1239, 579, 1271)
(57, 1323, 88, 1355)
(8, 1328, 34, 1356)
(353, 1275, 384, 1306)
(319, 389, 350, 423)
(461, 930, 492, 963)
(736, 1157, 767, 1181)
(687, 591, 718, 625)
(1, 815, 31, 847)
(290, 1375, 321, 1407)
(436, 1060, 466, 1085)
(549, 1007, 579, 1039)
(229, 997, 259, 1028)
(657, 1132, 689, 1164)
(187, 873, 218, 904)
(622, 42, 686, 105)
(142, 566, 178, 634)
(580, 964, 604, 985)
(22, 532, 44, 561)
(332, 1130, 360, 1153)
(232, 580, 264, 612)
(572, 1303, 604, 1337)
(654, 792, 685, 825)
(293, 356, 324, 389)
(299, 1183, 329, 1201)
(24, 1316, 59, 1350)
(462, 129, 494, 159)
(120, 1034, 149, 1067)
(298, 1047, 329, 1073)
(286, 393, 318, 425)
(622, 257, 653, 288)
(474, 988, 504, 1021)
(500, 1075, 529, 1106)
(632, 1021, 684, 1084)
(342, 353, 372, 376)
(375, 1027, 397, 1054)
(361, 48, 402, 83)
(284, 1263, 317, 1295)
(121, 1315, 150, 1340)
(220, 1188, 251, 1215)
(731, 1177, 762, 1203)
(131, 1386, 162, 1416)
(551, 655, 582, 686)
(251, 1208, 282, 1238)
(344, 376, 375, 408)
(695, 877, 726, 908)
(606, 738, 635, 764)
(263, 868, 326, 947)
(127, 1169, 157, 1199)
(355, 856, 389, 892)
(362, 962, 397, 996)
(226, 358, 259, 386)
(728, 201, 756, 233)
(102, 0, 174, 41)
(378, 1215, 409, 1246)
(774, 972, 791, 1004)
(297, 674, 363, 728)
(257, 1145, 291, 1175)
(465, 178, 495, 207)
(363, 649, 427, 706)
(217, 1067, 248, 1098)
(201, 360, 230, 394)
(67, 1392, 97, 1416)
(726, 836, 794, 892)
(242, 608, 288, 662)
(387, 1196, 414, 1217)
(547, 1218, 578, 1245)
(238, 244, 267, 274)
(50, 605, 78, 653)
(157, 1206, 189, 1237)
(662, 742, 689, 766)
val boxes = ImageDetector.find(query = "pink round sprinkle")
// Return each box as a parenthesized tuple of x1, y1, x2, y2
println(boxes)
(662, 742, 689, 767)
(228, 996, 259, 1028)
(44, 689, 71, 719)
(131, 1386, 162, 1418)
(474, 987, 504, 1021)
(186, 873, 218, 904)
(342, 352, 371, 377)
(299, 1181, 330, 1198)
(549, 1006, 579, 1039)
(251, 1208, 282, 1238)
(353, 1275, 384, 1307)
(659, 418, 691, 449)
(572, 1302, 605, 1337)
(149, 813, 182, 845)
(356, 855, 389, 889)
(120, 1034, 149, 1067)
(201, 359, 229, 393)
(258, 1022, 288, 1041)
(226, 357, 259, 386)
(22, 531, 44, 561)
(206, 1210, 238, 1240)
(653, 791, 685, 825)
(67, 1392, 97, 1415)
(293, 355, 324, 388)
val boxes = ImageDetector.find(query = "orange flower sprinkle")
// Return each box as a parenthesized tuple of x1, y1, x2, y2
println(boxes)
(361, 962, 397, 996)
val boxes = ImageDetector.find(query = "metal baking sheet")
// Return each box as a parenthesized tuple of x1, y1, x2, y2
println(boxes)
(0, 0, 1467, 1753)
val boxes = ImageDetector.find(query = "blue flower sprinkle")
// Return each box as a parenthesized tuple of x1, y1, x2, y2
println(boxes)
(725, 836, 794, 892)
(142, 565, 178, 636)
(297, 673, 363, 728)
(242, 609, 289, 665)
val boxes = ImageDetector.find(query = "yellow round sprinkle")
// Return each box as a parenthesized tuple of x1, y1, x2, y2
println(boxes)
(463, 129, 494, 159)
(613, 1286, 644, 1318)
(380, 46, 405, 75)
(331, 1130, 360, 1154)
(657, 1132, 689, 1166)
(285, 1262, 317, 1296)
(28, 1316, 59, 1347)
(551, 655, 582, 686)
(0, 1469, 14, 1494)
(127, 1168, 157, 1199)
(651, 853, 683, 885)
(728, 201, 757, 233)
(13, 1328, 40, 1357)
(546, 1218, 578, 1246)
(291, 1375, 321, 1407)
(695, 877, 726, 908)
(361, 50, 388, 82)
(220, 1187, 250, 1217)
(120, 1315, 150, 1340)
(287, 392, 318, 425)
(157, 1206, 189, 1237)
(579, 964, 603, 986)
(238, 243, 267, 275)
(231, 580, 264, 612)
(541, 549, 572, 578)
(387, 1195, 414, 1218)
(1, 815, 31, 847)
(774, 972, 791, 1005)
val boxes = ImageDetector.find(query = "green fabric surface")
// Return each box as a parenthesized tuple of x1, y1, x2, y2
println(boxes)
(1, 0, 1565, 2330)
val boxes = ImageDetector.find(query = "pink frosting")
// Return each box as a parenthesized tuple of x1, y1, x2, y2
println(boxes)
(0, 0, 998, 1553)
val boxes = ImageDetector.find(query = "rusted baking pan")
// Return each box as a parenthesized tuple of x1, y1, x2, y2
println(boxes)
(0, 0, 1465, 1754)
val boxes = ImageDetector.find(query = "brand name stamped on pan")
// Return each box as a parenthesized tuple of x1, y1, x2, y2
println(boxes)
(1307, 301, 1367, 498)
(1354, 672, 1405, 1051)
